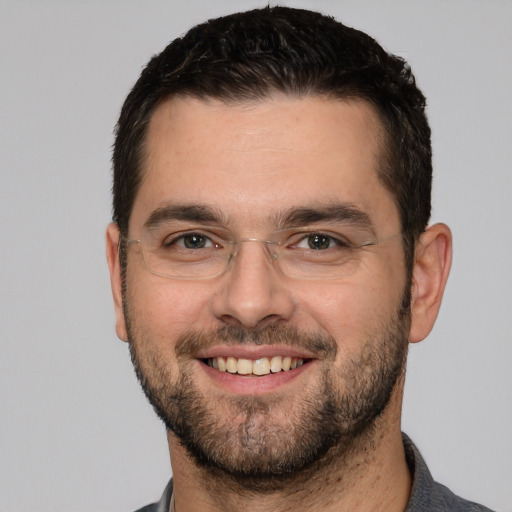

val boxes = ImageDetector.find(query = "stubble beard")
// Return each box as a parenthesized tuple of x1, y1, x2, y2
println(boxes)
(126, 292, 410, 490)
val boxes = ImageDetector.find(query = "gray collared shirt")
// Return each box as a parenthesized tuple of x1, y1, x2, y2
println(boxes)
(402, 433, 493, 511)
(135, 433, 494, 511)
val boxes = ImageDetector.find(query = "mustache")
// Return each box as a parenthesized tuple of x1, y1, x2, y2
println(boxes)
(175, 324, 337, 360)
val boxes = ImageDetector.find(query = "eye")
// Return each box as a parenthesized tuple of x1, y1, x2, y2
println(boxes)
(307, 234, 331, 250)
(165, 232, 216, 249)
(294, 233, 349, 250)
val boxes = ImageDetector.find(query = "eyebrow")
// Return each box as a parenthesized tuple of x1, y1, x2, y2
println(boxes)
(275, 204, 376, 233)
(143, 201, 375, 234)
(144, 204, 227, 230)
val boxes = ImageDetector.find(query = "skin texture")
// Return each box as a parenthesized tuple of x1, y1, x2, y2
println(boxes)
(106, 96, 452, 512)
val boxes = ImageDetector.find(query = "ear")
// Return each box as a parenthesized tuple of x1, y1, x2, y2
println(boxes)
(106, 223, 129, 342)
(409, 223, 452, 343)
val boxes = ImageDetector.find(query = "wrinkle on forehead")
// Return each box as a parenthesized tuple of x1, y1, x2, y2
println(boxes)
(145, 95, 385, 159)
(133, 95, 399, 237)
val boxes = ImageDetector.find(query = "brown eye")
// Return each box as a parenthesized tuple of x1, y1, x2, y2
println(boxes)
(307, 234, 331, 250)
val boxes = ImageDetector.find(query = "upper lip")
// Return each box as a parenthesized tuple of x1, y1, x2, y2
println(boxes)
(195, 344, 318, 360)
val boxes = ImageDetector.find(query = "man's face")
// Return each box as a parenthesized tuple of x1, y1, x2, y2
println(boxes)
(117, 96, 410, 481)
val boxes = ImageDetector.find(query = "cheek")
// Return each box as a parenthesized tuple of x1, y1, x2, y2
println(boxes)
(126, 272, 215, 341)
(298, 283, 376, 336)
(296, 263, 407, 353)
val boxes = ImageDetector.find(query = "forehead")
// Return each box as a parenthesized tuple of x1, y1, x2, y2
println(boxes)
(131, 95, 399, 233)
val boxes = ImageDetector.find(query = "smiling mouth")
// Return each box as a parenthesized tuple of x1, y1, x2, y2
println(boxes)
(204, 356, 310, 376)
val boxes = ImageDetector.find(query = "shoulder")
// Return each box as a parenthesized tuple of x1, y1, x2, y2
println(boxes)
(133, 479, 173, 512)
(403, 433, 495, 512)
(133, 505, 159, 512)
(429, 480, 495, 512)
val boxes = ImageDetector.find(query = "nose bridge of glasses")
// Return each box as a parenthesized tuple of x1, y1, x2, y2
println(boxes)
(229, 237, 279, 263)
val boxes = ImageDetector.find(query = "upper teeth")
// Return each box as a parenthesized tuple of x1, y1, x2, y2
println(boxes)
(207, 356, 305, 376)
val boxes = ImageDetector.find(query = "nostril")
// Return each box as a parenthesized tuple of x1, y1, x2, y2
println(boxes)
(255, 314, 287, 330)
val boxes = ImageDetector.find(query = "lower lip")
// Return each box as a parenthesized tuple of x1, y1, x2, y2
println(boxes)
(198, 360, 314, 395)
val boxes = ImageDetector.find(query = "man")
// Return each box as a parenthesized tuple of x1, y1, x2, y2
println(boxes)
(106, 6, 492, 512)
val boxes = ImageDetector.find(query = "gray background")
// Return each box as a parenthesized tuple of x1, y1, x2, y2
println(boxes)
(1, 1, 511, 511)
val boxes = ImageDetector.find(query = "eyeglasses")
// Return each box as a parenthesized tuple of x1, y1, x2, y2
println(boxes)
(123, 225, 400, 281)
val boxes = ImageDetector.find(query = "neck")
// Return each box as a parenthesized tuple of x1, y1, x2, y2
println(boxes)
(167, 389, 411, 512)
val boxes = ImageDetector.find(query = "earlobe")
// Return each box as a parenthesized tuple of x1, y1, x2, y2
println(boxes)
(106, 223, 129, 342)
(409, 223, 452, 343)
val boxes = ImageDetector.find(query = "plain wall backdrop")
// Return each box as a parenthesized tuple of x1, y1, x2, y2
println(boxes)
(1, 1, 511, 511)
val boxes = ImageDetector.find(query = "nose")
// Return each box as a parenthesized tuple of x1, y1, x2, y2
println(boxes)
(211, 240, 296, 329)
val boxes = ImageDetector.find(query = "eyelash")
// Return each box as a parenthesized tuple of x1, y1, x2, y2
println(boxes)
(295, 232, 352, 248)
(164, 232, 219, 249)
(163, 231, 354, 250)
